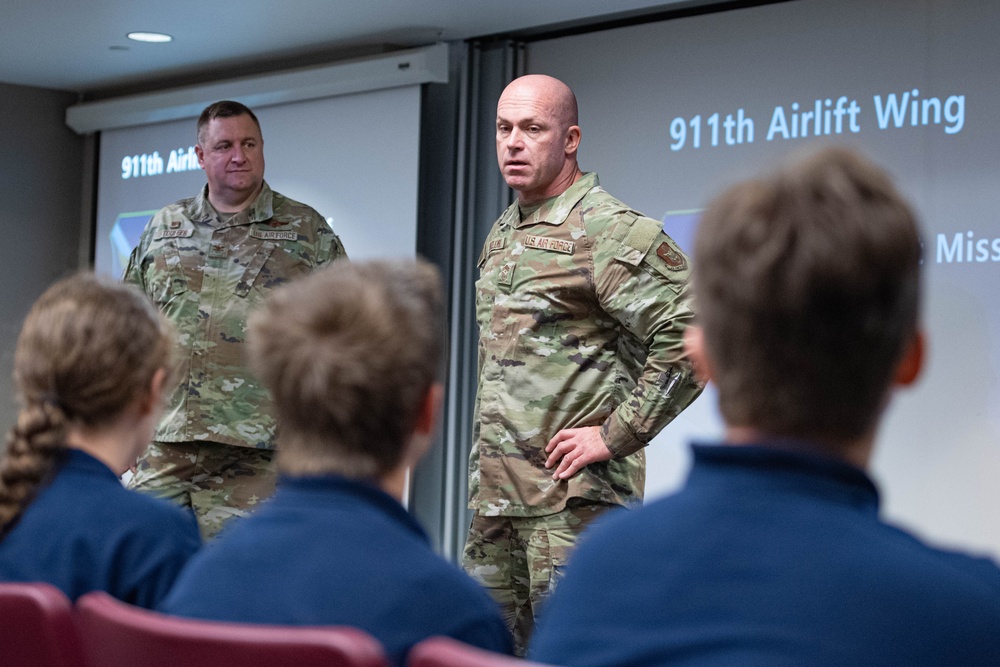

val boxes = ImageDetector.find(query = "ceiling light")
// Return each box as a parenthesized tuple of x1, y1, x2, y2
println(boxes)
(127, 32, 173, 43)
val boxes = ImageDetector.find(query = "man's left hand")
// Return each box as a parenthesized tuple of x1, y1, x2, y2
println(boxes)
(544, 426, 613, 481)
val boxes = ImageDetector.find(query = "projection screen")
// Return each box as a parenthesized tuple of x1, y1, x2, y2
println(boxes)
(94, 84, 421, 279)
(526, 0, 1000, 558)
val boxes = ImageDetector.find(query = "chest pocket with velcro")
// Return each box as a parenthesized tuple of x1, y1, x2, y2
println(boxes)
(235, 241, 276, 297)
(148, 241, 189, 304)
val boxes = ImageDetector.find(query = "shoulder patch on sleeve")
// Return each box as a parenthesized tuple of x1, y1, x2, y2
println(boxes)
(655, 239, 688, 271)
(642, 234, 691, 290)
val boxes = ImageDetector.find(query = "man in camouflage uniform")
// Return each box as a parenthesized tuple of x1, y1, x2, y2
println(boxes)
(124, 100, 346, 539)
(463, 74, 704, 654)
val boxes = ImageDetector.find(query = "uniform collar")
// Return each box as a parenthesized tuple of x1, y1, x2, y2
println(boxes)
(689, 441, 880, 513)
(185, 180, 275, 227)
(277, 473, 429, 543)
(502, 172, 600, 230)
(59, 448, 119, 481)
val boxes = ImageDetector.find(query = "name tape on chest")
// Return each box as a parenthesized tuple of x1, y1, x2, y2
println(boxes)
(487, 238, 507, 255)
(154, 229, 193, 239)
(522, 234, 575, 255)
(250, 228, 299, 242)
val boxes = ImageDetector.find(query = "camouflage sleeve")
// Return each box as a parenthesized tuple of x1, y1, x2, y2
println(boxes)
(326, 231, 348, 263)
(122, 244, 143, 288)
(122, 216, 155, 293)
(593, 213, 704, 458)
(314, 222, 348, 267)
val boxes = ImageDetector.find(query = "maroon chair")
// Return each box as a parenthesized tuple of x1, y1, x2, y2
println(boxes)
(407, 636, 558, 667)
(75, 591, 388, 667)
(0, 582, 85, 667)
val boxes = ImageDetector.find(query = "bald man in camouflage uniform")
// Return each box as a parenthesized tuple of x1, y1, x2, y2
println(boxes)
(124, 100, 346, 539)
(463, 75, 703, 654)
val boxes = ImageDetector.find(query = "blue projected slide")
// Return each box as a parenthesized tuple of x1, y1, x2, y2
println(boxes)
(527, 0, 1000, 558)
(661, 209, 700, 255)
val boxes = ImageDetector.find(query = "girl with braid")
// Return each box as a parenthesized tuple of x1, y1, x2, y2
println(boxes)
(0, 273, 200, 607)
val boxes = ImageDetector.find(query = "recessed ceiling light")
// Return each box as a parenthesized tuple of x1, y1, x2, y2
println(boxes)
(127, 32, 173, 43)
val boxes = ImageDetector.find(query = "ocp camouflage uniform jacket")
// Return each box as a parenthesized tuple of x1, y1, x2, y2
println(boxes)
(470, 172, 703, 517)
(124, 182, 346, 450)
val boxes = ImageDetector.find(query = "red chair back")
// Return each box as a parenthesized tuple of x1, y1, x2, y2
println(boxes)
(0, 582, 85, 667)
(75, 591, 388, 667)
(407, 636, 558, 667)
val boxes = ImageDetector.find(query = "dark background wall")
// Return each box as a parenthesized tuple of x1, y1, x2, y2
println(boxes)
(0, 83, 86, 428)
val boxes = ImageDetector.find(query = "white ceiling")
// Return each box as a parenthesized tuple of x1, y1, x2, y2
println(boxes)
(1, 0, 700, 94)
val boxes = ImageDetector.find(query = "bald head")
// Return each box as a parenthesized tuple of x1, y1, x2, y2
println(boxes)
(499, 75, 579, 129)
(496, 75, 583, 203)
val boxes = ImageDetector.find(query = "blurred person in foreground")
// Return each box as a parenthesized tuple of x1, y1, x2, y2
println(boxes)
(161, 259, 511, 665)
(0, 274, 200, 606)
(530, 147, 1000, 666)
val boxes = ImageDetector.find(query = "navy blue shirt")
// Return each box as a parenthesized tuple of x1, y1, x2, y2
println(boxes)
(161, 474, 512, 665)
(0, 449, 201, 607)
(530, 443, 1000, 666)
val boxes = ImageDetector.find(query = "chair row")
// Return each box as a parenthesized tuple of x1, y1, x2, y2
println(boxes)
(0, 582, 548, 667)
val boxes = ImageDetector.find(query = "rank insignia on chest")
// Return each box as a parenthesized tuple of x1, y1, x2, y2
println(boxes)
(523, 234, 575, 255)
(498, 261, 515, 287)
(656, 241, 688, 271)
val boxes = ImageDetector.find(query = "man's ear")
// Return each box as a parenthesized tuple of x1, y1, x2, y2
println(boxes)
(414, 383, 443, 436)
(894, 330, 925, 386)
(565, 125, 581, 157)
(405, 382, 444, 465)
(684, 326, 714, 385)
(138, 368, 168, 417)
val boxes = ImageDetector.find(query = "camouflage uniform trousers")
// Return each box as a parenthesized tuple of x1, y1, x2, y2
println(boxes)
(462, 500, 613, 656)
(129, 440, 275, 540)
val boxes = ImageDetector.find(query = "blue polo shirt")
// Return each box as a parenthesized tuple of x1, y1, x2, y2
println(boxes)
(0, 448, 201, 607)
(530, 443, 1000, 666)
(160, 474, 511, 665)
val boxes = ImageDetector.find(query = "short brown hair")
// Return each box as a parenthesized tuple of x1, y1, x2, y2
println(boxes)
(197, 100, 261, 144)
(0, 273, 175, 531)
(694, 147, 922, 442)
(248, 259, 445, 478)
